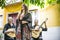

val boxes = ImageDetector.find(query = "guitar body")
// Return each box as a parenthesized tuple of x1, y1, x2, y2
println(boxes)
(6, 28, 16, 38)
(7, 32, 16, 38)
(32, 28, 42, 38)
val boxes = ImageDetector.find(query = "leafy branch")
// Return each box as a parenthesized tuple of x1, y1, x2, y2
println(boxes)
(0, 0, 60, 8)
(23, 0, 60, 8)
(0, 0, 5, 8)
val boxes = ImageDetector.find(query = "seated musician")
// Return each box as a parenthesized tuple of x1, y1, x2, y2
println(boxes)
(3, 17, 16, 40)
(31, 19, 47, 40)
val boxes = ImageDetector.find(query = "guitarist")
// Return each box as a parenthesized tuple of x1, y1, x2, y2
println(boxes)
(3, 17, 16, 40)
(31, 19, 47, 40)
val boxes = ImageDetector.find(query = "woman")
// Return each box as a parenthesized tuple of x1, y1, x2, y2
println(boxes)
(16, 4, 32, 40)
(3, 17, 16, 40)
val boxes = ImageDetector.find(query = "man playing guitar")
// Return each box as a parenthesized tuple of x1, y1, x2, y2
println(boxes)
(31, 18, 48, 40)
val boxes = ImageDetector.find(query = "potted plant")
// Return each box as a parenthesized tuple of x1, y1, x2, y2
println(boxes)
(0, 33, 3, 40)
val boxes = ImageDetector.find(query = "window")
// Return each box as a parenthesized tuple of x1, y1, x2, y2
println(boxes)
(0, 15, 3, 27)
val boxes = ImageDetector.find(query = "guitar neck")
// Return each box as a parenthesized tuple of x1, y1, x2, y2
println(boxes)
(38, 23, 43, 29)
(39, 18, 48, 29)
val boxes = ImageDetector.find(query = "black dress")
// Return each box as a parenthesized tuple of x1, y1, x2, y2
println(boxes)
(16, 13, 32, 40)
(3, 23, 16, 40)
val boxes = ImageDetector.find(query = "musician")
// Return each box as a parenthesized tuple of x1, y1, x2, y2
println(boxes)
(31, 19, 47, 40)
(16, 4, 32, 40)
(3, 17, 16, 40)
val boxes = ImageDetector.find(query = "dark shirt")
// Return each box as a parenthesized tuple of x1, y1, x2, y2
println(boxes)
(3, 23, 16, 40)
(22, 13, 32, 31)
(16, 13, 32, 40)
(16, 13, 32, 31)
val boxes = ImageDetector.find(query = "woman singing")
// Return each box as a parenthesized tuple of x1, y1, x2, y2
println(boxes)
(16, 4, 32, 40)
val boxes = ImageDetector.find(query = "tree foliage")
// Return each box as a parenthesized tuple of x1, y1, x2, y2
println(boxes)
(0, 0, 5, 8)
(0, 0, 60, 8)
(23, 0, 60, 8)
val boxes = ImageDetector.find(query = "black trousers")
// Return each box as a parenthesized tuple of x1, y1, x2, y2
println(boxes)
(4, 37, 16, 40)
(32, 37, 39, 40)
(4, 34, 16, 40)
(21, 26, 23, 40)
(32, 37, 43, 40)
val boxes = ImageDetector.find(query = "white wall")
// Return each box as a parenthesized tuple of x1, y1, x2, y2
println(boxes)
(42, 27, 60, 40)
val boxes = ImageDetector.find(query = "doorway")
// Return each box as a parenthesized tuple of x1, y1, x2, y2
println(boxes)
(8, 13, 18, 26)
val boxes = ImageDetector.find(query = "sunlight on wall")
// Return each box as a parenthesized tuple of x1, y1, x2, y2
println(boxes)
(4, 2, 22, 25)
(40, 4, 60, 27)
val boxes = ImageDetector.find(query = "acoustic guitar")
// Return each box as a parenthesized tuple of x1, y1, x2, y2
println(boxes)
(32, 18, 48, 38)
(32, 27, 42, 38)
(5, 28, 16, 38)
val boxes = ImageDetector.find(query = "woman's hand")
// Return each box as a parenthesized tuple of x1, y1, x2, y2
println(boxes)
(22, 21, 28, 24)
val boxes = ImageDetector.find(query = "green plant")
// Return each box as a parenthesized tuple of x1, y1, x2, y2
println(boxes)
(57, 0, 60, 4)
(0, 34, 3, 38)
(0, 0, 5, 8)
(0, 0, 60, 8)
(23, 0, 60, 8)
(23, 0, 45, 8)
